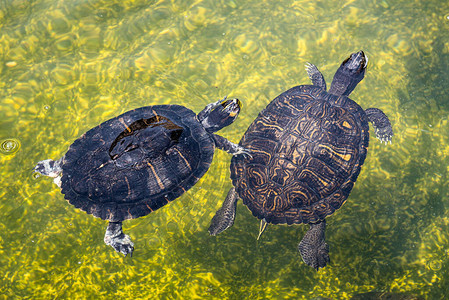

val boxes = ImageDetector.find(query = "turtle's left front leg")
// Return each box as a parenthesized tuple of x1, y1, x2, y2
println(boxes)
(212, 134, 251, 157)
(365, 108, 393, 144)
(104, 222, 134, 257)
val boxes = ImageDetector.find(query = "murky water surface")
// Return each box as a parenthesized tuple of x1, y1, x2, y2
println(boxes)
(1, 0, 448, 298)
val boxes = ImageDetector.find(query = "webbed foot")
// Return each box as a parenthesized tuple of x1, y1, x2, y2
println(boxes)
(374, 126, 393, 144)
(298, 221, 329, 270)
(209, 187, 238, 236)
(365, 108, 393, 144)
(305, 62, 327, 91)
(104, 222, 134, 257)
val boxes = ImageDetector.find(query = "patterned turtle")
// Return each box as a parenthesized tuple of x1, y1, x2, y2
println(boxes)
(208, 51, 393, 270)
(34, 97, 249, 257)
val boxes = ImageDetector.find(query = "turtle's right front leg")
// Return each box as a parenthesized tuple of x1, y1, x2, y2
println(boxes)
(104, 222, 134, 257)
(209, 187, 239, 236)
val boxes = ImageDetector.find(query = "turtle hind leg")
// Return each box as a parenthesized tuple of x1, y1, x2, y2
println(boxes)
(208, 187, 238, 236)
(305, 62, 327, 91)
(104, 222, 134, 257)
(365, 108, 393, 144)
(298, 220, 329, 270)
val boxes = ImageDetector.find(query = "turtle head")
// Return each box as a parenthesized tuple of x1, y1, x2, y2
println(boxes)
(34, 158, 63, 187)
(199, 97, 241, 133)
(34, 159, 62, 178)
(328, 50, 367, 97)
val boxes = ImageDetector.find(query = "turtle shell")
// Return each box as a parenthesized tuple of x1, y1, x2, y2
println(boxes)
(60, 105, 215, 222)
(230, 85, 369, 225)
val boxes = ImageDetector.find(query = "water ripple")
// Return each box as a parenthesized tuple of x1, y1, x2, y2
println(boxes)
(0, 138, 21, 155)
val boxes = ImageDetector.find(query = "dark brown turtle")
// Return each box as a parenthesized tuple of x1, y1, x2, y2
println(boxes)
(34, 97, 249, 257)
(209, 51, 393, 270)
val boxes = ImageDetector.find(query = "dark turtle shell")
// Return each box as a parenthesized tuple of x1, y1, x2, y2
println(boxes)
(230, 85, 369, 225)
(60, 105, 215, 222)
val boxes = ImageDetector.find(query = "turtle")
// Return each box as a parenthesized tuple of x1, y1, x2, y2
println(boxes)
(208, 51, 394, 270)
(34, 96, 250, 257)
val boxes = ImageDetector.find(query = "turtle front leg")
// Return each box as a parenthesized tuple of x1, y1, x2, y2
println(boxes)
(209, 187, 239, 236)
(365, 108, 393, 144)
(104, 222, 134, 257)
(212, 134, 252, 157)
(305, 62, 327, 91)
(298, 220, 330, 270)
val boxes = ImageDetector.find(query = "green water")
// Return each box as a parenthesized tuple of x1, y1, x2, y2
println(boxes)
(1, 0, 448, 298)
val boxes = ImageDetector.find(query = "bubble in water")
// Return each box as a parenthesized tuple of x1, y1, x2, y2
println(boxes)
(0, 138, 21, 155)
(428, 259, 442, 271)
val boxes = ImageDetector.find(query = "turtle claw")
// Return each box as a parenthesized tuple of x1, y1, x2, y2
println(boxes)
(305, 62, 327, 90)
(108, 234, 134, 257)
(239, 149, 253, 159)
(305, 62, 317, 76)
(375, 127, 393, 144)
(119, 240, 134, 257)
(365, 107, 393, 145)
(232, 146, 253, 159)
